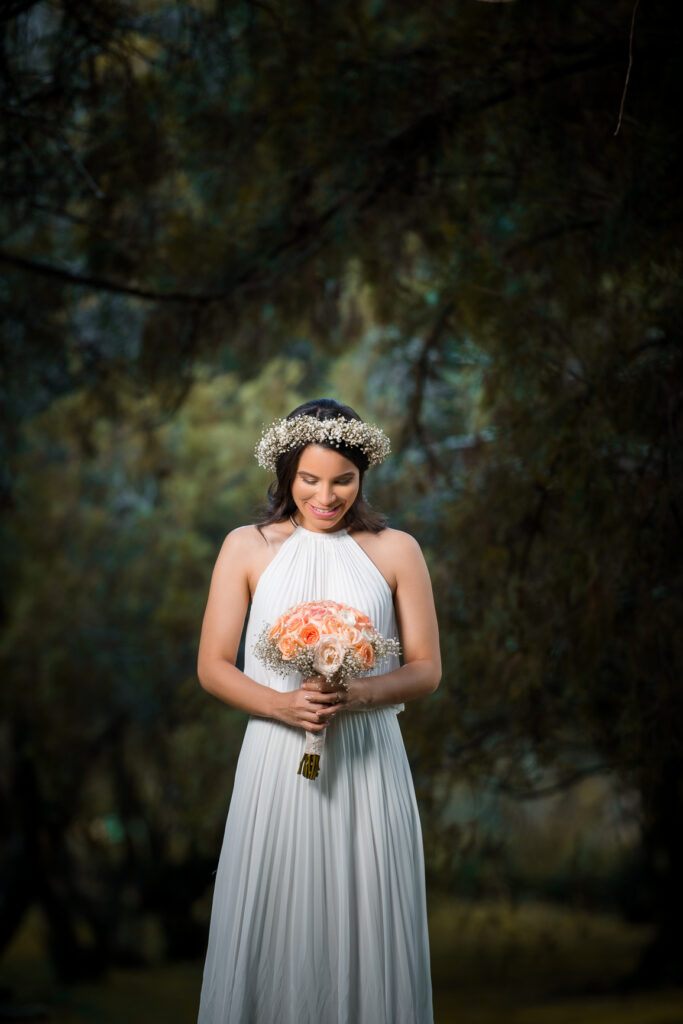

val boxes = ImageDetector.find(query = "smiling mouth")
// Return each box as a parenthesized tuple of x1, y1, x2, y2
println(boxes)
(309, 503, 340, 514)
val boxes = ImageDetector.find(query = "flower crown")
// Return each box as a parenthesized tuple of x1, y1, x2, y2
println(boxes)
(254, 414, 391, 473)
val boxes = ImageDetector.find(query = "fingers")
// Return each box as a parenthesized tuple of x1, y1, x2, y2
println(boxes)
(305, 711, 332, 731)
(302, 703, 339, 728)
(306, 705, 336, 722)
(303, 690, 341, 703)
(310, 707, 342, 729)
(278, 692, 336, 732)
(289, 688, 343, 732)
(297, 699, 329, 730)
(316, 702, 341, 719)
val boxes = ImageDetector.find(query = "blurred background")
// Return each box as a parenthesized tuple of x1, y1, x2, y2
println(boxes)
(1, 1, 682, 1021)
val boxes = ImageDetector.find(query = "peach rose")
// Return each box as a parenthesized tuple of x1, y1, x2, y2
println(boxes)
(283, 614, 304, 633)
(313, 637, 346, 677)
(355, 642, 375, 669)
(278, 635, 300, 660)
(323, 614, 344, 634)
(338, 624, 361, 646)
(337, 607, 357, 626)
(299, 623, 321, 647)
(306, 604, 327, 618)
(268, 615, 285, 640)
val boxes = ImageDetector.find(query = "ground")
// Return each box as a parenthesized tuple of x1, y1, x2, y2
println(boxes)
(1, 899, 682, 1023)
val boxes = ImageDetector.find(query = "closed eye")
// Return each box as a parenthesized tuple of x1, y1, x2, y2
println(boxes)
(300, 475, 355, 484)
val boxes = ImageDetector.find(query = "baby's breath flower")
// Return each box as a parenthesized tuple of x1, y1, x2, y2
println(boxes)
(254, 415, 391, 473)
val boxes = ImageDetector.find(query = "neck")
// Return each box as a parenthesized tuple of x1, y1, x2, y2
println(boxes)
(290, 512, 348, 535)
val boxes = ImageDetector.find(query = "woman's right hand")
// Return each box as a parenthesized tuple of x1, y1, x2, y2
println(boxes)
(272, 687, 340, 732)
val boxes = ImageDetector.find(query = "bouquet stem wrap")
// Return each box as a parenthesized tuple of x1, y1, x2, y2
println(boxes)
(298, 742, 323, 781)
(297, 674, 344, 781)
(253, 600, 400, 781)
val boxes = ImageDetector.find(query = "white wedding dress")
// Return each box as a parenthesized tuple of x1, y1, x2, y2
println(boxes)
(197, 523, 434, 1023)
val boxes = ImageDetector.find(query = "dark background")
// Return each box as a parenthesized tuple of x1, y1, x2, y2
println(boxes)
(2, 1, 682, 1020)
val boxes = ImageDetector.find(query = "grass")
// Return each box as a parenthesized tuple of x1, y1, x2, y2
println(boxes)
(2, 900, 683, 1023)
(430, 898, 650, 995)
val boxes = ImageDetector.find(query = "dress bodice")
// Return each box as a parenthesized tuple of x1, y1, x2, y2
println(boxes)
(244, 524, 404, 714)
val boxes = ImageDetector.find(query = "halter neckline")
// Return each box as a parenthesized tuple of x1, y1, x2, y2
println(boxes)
(289, 513, 349, 538)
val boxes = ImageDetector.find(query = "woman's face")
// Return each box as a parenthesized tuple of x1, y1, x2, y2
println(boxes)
(290, 444, 360, 533)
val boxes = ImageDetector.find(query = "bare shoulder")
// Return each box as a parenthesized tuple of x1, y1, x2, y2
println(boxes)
(382, 527, 423, 554)
(355, 526, 423, 558)
(349, 526, 425, 596)
(219, 521, 288, 554)
(217, 524, 260, 559)
(217, 520, 293, 597)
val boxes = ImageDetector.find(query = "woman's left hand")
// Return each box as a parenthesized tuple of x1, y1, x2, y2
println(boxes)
(301, 675, 346, 722)
(301, 676, 371, 716)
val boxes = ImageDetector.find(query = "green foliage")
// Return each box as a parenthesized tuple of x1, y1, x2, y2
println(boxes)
(2, 0, 682, 984)
(0, 356, 312, 968)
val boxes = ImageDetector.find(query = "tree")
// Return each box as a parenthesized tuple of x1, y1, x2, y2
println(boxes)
(2, 0, 681, 984)
(0, 358, 313, 974)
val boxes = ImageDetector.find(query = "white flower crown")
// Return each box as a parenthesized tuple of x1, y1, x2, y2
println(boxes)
(254, 414, 391, 473)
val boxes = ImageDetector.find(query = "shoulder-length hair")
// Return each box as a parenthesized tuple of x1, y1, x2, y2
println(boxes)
(255, 398, 387, 534)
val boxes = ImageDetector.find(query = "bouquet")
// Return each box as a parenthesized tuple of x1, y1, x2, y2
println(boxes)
(253, 599, 400, 780)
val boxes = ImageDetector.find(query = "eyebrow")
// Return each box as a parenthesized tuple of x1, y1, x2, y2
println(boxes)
(298, 470, 356, 480)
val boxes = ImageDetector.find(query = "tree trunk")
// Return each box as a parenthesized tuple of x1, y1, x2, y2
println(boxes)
(630, 755, 683, 986)
(9, 721, 109, 981)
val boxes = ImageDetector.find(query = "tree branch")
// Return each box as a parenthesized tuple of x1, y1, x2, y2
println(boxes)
(505, 219, 600, 257)
(614, 0, 640, 136)
(400, 303, 454, 474)
(492, 763, 611, 800)
(0, 249, 217, 305)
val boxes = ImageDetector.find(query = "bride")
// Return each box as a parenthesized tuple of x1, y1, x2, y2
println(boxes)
(196, 397, 441, 1024)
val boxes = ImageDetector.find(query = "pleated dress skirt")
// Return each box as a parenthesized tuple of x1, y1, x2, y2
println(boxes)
(197, 524, 434, 1024)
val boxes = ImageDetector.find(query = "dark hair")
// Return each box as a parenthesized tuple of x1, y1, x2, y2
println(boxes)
(255, 398, 387, 534)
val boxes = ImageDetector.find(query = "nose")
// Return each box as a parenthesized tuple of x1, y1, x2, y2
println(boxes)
(317, 483, 336, 506)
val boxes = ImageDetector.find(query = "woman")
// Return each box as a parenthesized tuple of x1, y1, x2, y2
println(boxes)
(196, 398, 441, 1024)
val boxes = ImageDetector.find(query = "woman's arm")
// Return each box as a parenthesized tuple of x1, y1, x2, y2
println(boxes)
(197, 527, 337, 732)
(304, 530, 441, 714)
